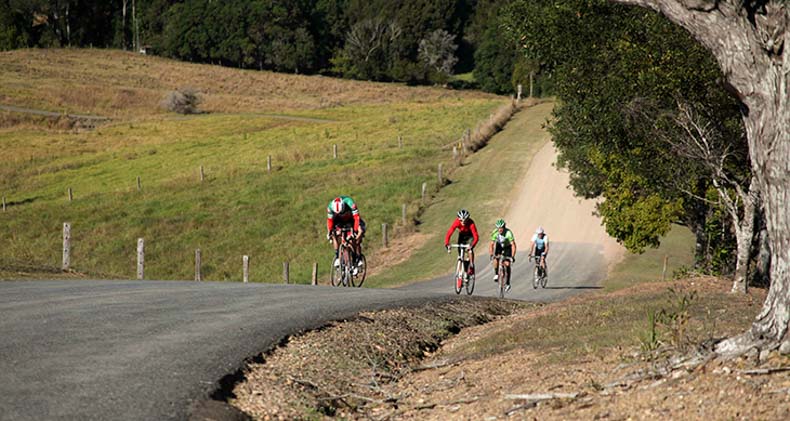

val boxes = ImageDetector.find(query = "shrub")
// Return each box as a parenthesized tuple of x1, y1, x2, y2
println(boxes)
(161, 87, 202, 114)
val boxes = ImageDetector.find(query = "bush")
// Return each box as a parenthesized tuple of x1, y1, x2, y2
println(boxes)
(161, 87, 202, 114)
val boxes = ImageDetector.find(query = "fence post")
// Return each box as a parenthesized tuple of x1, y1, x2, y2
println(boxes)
(2, 195, 5, 212)
(137, 176, 141, 191)
(421, 182, 427, 203)
(283, 261, 290, 284)
(398, 135, 403, 149)
(62, 222, 71, 271)
(68, 187, 73, 201)
(199, 165, 205, 182)
(517, 83, 523, 102)
(382, 223, 388, 248)
(137, 238, 144, 280)
(243, 255, 249, 283)
(662, 255, 669, 281)
(267, 155, 272, 172)
(453, 146, 458, 161)
(312, 262, 318, 286)
(437, 164, 443, 185)
(333, 144, 338, 159)
(402, 203, 407, 225)
(195, 249, 202, 281)
(530, 71, 534, 98)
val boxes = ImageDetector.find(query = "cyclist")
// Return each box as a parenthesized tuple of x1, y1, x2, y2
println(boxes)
(489, 218, 517, 291)
(529, 226, 549, 276)
(327, 196, 366, 268)
(444, 209, 479, 281)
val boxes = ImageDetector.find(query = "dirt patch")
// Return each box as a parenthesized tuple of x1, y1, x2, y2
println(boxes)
(228, 278, 790, 419)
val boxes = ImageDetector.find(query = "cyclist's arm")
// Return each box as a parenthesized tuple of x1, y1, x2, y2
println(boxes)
(544, 236, 549, 255)
(444, 220, 459, 246)
(327, 215, 335, 234)
(511, 240, 517, 257)
(353, 213, 361, 233)
(470, 222, 479, 248)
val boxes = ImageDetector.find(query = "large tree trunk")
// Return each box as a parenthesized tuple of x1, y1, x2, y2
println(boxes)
(610, 0, 790, 354)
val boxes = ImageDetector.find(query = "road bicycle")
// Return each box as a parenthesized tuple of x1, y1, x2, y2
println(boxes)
(530, 254, 547, 289)
(448, 244, 475, 295)
(494, 255, 514, 298)
(330, 228, 367, 287)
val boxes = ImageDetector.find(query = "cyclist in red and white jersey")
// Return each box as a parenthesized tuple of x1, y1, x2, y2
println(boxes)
(327, 196, 366, 267)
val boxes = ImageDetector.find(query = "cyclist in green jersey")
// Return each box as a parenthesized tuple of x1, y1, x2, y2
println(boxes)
(488, 218, 517, 290)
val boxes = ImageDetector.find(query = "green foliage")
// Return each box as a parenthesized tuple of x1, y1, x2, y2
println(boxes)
(640, 287, 697, 357)
(503, 0, 746, 260)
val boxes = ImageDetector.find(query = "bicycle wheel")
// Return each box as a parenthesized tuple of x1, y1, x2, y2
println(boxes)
(533, 265, 540, 289)
(540, 265, 548, 288)
(340, 248, 352, 287)
(350, 253, 367, 287)
(454, 260, 463, 294)
(499, 265, 506, 298)
(465, 265, 475, 295)
(329, 255, 342, 286)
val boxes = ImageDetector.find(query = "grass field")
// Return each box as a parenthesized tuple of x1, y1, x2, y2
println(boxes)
(0, 49, 507, 282)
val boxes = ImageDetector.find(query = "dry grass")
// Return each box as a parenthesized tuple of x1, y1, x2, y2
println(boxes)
(0, 49, 495, 119)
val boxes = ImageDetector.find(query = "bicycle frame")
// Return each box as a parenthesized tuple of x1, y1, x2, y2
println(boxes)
(448, 244, 474, 295)
(494, 255, 514, 298)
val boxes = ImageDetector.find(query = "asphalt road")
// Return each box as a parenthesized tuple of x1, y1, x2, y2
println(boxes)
(0, 280, 450, 420)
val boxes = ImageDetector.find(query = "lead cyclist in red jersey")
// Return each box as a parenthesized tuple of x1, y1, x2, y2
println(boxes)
(327, 196, 366, 267)
(444, 209, 479, 275)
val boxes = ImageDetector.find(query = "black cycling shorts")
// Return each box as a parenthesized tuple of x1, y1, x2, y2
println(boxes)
(457, 232, 474, 246)
(495, 243, 513, 258)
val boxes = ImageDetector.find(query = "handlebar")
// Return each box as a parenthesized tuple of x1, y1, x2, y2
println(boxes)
(448, 244, 471, 249)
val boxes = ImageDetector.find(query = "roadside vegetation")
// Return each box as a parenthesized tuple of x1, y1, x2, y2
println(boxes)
(0, 49, 509, 282)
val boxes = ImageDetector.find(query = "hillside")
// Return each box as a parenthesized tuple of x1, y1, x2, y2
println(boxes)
(0, 49, 506, 282)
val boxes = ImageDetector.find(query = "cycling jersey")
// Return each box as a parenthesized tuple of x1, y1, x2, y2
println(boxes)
(327, 196, 360, 232)
(531, 233, 549, 251)
(491, 228, 515, 246)
(445, 218, 479, 248)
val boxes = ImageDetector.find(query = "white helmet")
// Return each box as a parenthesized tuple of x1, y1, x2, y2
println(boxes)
(457, 209, 470, 221)
(535, 226, 545, 234)
(331, 197, 345, 214)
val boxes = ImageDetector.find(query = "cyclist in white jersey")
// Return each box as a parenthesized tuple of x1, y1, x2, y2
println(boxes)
(530, 226, 549, 275)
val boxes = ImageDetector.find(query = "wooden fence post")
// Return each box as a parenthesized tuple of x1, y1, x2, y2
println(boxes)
(421, 182, 427, 203)
(662, 255, 669, 281)
(398, 135, 403, 149)
(437, 164, 443, 185)
(530, 72, 534, 98)
(199, 165, 205, 182)
(517, 83, 523, 102)
(195, 249, 202, 282)
(312, 262, 318, 286)
(453, 146, 458, 161)
(62, 222, 71, 271)
(68, 187, 73, 201)
(243, 255, 249, 283)
(402, 203, 407, 225)
(137, 238, 144, 280)
(382, 223, 388, 248)
(333, 144, 338, 159)
(283, 261, 290, 284)
(137, 176, 141, 191)
(2, 195, 5, 212)
(267, 155, 272, 172)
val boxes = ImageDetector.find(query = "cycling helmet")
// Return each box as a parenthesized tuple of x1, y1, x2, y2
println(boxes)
(495, 218, 506, 228)
(331, 197, 345, 214)
(535, 226, 545, 234)
(457, 209, 470, 221)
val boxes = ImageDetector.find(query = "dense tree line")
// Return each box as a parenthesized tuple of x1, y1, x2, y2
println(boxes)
(0, 0, 542, 92)
(504, 0, 766, 288)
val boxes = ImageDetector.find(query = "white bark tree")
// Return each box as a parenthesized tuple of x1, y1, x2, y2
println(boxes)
(609, 0, 790, 355)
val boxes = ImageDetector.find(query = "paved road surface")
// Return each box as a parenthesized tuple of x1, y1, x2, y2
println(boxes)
(0, 281, 449, 420)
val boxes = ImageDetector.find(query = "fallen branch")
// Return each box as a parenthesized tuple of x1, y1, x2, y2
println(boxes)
(739, 366, 790, 375)
(505, 392, 579, 401)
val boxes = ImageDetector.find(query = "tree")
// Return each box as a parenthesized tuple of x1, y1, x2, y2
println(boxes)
(604, 0, 790, 356)
(418, 28, 458, 83)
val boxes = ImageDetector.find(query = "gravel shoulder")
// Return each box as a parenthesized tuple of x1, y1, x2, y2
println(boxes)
(229, 278, 789, 420)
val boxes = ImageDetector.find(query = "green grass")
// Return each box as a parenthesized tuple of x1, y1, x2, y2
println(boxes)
(0, 50, 508, 282)
(451, 72, 476, 83)
(604, 224, 696, 291)
(367, 101, 554, 287)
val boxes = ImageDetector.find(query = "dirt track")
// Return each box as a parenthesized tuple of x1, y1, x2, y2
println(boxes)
(405, 113, 625, 301)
